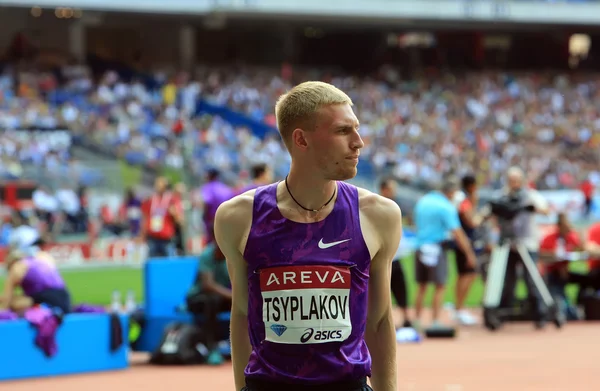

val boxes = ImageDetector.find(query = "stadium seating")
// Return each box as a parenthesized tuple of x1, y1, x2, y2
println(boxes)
(135, 256, 230, 352)
(0, 313, 129, 381)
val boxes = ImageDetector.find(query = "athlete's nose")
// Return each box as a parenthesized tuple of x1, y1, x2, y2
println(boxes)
(352, 131, 365, 150)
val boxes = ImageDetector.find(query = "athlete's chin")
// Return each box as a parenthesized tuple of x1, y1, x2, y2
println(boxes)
(332, 168, 357, 181)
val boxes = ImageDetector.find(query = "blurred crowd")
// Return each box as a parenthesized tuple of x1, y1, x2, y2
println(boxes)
(0, 66, 106, 185)
(202, 66, 600, 190)
(0, 182, 88, 249)
(1, 60, 600, 192)
(0, 63, 290, 185)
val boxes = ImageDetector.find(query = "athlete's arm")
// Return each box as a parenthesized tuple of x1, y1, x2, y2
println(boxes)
(214, 194, 253, 391)
(447, 207, 476, 266)
(0, 265, 21, 309)
(362, 193, 400, 391)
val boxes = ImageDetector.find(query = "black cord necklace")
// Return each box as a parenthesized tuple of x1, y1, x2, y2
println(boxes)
(285, 175, 337, 213)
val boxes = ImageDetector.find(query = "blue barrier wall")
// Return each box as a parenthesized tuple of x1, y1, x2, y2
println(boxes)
(137, 256, 199, 352)
(137, 256, 230, 353)
(144, 256, 199, 317)
(0, 313, 129, 381)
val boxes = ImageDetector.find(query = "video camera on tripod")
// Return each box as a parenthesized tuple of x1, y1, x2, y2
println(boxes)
(487, 191, 536, 238)
(482, 191, 565, 331)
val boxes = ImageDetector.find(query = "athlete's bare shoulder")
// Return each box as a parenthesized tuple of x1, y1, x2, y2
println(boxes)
(215, 189, 256, 252)
(356, 187, 402, 222)
(356, 187, 402, 255)
(216, 189, 256, 226)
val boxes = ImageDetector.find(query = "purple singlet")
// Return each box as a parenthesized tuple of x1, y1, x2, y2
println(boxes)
(243, 182, 372, 384)
(20, 257, 66, 297)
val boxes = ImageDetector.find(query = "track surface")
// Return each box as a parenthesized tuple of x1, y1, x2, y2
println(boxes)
(4, 317, 598, 391)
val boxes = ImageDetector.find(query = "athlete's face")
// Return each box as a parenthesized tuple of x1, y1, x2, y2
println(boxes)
(303, 103, 364, 181)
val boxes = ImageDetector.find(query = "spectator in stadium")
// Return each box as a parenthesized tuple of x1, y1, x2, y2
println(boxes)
(200, 169, 233, 244)
(238, 163, 273, 194)
(413, 177, 476, 329)
(451, 175, 486, 326)
(76, 186, 90, 232)
(119, 187, 142, 237)
(32, 185, 58, 231)
(539, 212, 583, 320)
(140, 176, 182, 257)
(99, 203, 121, 236)
(380, 178, 413, 329)
(185, 240, 231, 365)
(499, 167, 550, 328)
(580, 177, 594, 219)
(571, 222, 600, 305)
(0, 248, 71, 314)
(55, 181, 84, 233)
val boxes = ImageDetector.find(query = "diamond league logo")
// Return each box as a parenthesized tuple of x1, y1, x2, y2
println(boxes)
(270, 324, 287, 337)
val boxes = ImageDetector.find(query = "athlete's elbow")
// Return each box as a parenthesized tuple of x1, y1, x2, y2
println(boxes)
(230, 297, 248, 317)
(366, 308, 394, 335)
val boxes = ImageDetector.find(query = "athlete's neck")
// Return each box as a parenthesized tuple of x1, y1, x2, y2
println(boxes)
(285, 167, 337, 211)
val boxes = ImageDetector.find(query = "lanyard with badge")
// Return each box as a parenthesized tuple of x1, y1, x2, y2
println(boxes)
(555, 238, 566, 260)
(149, 193, 171, 233)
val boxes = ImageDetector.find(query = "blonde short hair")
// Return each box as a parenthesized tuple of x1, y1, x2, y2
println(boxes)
(275, 81, 353, 146)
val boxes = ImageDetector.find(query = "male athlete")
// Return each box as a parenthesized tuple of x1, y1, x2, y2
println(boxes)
(215, 81, 400, 391)
(1, 248, 71, 314)
(379, 178, 412, 328)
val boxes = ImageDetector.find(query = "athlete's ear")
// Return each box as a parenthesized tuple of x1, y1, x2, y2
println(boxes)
(291, 128, 309, 150)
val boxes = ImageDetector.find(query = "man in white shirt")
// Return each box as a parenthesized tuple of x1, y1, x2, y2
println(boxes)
(499, 167, 550, 328)
(32, 185, 58, 230)
(55, 183, 83, 233)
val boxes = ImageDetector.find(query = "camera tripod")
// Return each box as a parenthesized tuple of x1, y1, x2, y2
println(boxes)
(482, 239, 565, 331)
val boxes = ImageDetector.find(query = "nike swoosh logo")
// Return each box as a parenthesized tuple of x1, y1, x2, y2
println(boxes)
(318, 238, 352, 249)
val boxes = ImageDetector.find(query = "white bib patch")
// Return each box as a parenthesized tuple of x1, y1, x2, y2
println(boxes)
(260, 265, 352, 345)
(150, 216, 164, 232)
